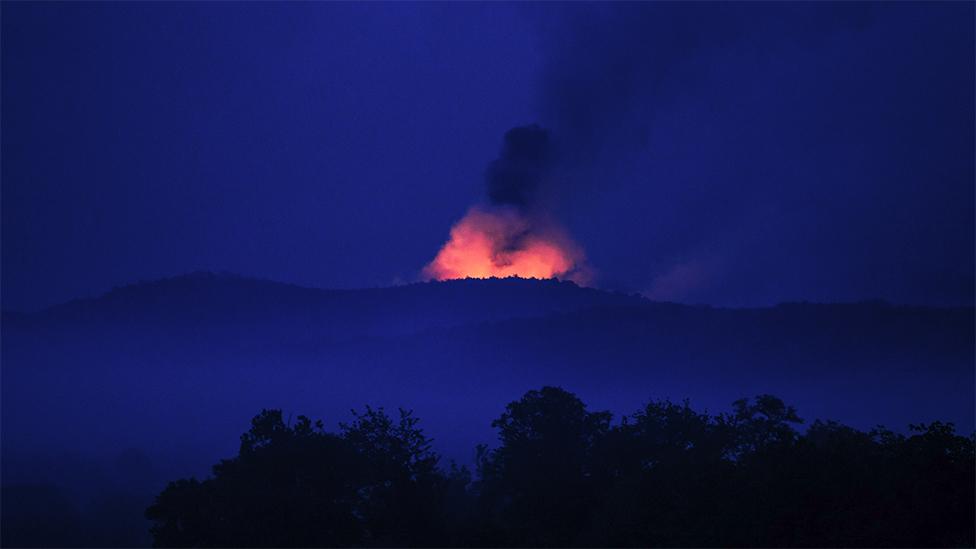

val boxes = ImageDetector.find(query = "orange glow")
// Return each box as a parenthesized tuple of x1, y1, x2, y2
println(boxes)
(424, 207, 587, 282)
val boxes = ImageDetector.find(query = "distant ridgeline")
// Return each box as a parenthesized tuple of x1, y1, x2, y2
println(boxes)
(1, 274, 973, 547)
(141, 388, 974, 547)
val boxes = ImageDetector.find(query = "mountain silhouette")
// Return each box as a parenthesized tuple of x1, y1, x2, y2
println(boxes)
(2, 273, 972, 546)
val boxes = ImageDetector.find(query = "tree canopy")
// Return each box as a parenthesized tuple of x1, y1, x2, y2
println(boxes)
(147, 388, 975, 547)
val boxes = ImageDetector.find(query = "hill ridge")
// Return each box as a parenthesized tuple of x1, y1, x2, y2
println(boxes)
(7, 271, 971, 318)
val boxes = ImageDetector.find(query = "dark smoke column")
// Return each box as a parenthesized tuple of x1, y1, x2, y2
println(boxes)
(486, 125, 551, 209)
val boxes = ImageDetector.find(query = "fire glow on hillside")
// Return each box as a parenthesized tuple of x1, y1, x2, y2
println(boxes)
(423, 206, 587, 282)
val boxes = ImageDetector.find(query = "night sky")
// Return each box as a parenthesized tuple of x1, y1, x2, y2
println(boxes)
(3, 2, 973, 312)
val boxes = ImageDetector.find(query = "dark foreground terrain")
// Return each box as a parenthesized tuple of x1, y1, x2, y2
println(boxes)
(2, 273, 973, 546)
(142, 388, 974, 547)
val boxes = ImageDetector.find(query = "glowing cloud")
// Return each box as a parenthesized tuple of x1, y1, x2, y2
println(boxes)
(423, 206, 587, 283)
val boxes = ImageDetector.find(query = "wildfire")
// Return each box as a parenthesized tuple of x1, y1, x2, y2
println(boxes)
(423, 206, 587, 282)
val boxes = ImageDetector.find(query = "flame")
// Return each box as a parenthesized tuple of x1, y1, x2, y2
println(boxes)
(424, 206, 587, 282)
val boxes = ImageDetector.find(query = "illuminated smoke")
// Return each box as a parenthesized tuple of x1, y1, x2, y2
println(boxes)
(423, 206, 587, 282)
(424, 125, 590, 283)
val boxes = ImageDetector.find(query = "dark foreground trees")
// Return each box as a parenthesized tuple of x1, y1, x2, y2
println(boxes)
(147, 389, 975, 547)
(145, 407, 465, 547)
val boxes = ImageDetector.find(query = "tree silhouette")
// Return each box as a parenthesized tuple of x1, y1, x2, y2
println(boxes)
(146, 407, 449, 547)
(589, 399, 735, 546)
(476, 386, 611, 546)
(146, 389, 975, 548)
(339, 406, 445, 546)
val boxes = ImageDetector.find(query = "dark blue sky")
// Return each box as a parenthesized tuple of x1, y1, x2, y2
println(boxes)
(3, 2, 973, 311)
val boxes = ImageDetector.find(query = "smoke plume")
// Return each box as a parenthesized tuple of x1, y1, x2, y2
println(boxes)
(486, 125, 550, 209)
(424, 125, 589, 283)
